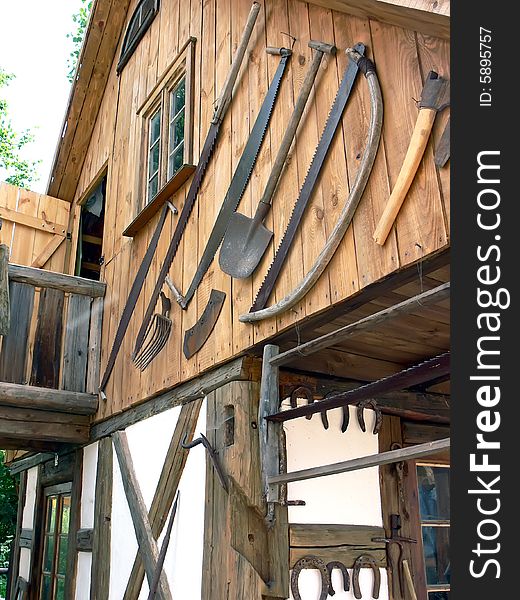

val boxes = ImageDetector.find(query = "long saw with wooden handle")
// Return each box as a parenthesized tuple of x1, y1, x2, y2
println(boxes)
(373, 71, 449, 246)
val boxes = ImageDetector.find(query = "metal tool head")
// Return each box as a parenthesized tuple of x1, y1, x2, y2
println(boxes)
(308, 40, 336, 55)
(419, 71, 450, 111)
(132, 290, 172, 370)
(219, 209, 273, 278)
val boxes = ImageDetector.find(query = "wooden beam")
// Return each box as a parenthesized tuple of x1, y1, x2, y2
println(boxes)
(31, 235, 66, 269)
(268, 438, 450, 486)
(8, 263, 106, 297)
(47, 0, 132, 201)
(9, 452, 56, 475)
(260, 345, 281, 504)
(0, 438, 67, 452)
(279, 370, 450, 422)
(90, 437, 112, 600)
(271, 283, 450, 367)
(306, 0, 450, 39)
(90, 356, 260, 440)
(289, 524, 387, 568)
(0, 205, 67, 235)
(123, 400, 202, 599)
(0, 244, 9, 335)
(112, 431, 172, 600)
(279, 369, 451, 422)
(0, 381, 98, 415)
(7, 470, 26, 598)
(271, 248, 449, 350)
(0, 414, 89, 445)
(268, 353, 450, 423)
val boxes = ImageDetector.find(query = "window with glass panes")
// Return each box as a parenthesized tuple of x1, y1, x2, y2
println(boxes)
(39, 485, 71, 600)
(416, 464, 450, 600)
(145, 75, 187, 203)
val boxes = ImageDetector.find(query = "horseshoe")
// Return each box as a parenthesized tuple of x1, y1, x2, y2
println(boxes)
(356, 399, 382, 434)
(291, 555, 330, 600)
(341, 404, 350, 433)
(326, 560, 350, 596)
(352, 554, 381, 599)
(289, 386, 314, 418)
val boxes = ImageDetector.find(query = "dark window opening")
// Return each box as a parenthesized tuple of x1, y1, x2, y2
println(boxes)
(117, 0, 160, 74)
(75, 176, 106, 280)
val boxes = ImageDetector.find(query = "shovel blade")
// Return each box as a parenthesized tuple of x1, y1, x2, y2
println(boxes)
(219, 212, 273, 279)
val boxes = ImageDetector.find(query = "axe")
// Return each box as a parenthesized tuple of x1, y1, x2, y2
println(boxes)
(373, 71, 449, 246)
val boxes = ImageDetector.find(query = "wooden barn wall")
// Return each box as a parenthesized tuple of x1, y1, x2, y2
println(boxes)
(71, 0, 450, 421)
(0, 182, 70, 271)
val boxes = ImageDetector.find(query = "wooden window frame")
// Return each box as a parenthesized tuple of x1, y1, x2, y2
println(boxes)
(123, 37, 197, 237)
(117, 0, 160, 75)
(38, 484, 72, 600)
(29, 451, 82, 600)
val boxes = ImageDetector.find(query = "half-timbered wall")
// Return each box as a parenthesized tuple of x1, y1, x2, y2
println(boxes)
(90, 404, 207, 598)
(71, 0, 450, 420)
(285, 406, 389, 599)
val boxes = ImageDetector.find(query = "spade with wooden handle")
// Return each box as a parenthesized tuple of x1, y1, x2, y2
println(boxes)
(373, 71, 449, 246)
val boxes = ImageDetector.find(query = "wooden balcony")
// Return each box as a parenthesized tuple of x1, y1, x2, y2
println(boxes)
(0, 264, 105, 451)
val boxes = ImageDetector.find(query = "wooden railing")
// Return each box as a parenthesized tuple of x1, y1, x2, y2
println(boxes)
(0, 264, 105, 395)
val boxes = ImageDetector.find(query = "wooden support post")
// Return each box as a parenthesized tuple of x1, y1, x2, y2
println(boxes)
(0, 243, 9, 336)
(268, 438, 450, 486)
(112, 431, 172, 600)
(259, 345, 281, 505)
(90, 438, 112, 600)
(123, 400, 202, 600)
(6, 470, 27, 598)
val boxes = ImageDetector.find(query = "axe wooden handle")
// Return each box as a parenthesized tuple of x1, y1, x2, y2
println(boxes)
(402, 559, 418, 600)
(373, 107, 437, 245)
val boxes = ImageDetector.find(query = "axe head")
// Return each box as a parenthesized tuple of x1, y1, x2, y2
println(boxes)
(419, 71, 450, 111)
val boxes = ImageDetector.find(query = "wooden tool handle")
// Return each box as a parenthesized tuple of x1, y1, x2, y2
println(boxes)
(402, 560, 418, 600)
(373, 107, 436, 245)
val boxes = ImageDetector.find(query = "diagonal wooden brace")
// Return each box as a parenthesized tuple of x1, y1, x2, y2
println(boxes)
(112, 431, 173, 600)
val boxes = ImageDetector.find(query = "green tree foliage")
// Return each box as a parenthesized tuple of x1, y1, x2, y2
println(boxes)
(67, 0, 93, 83)
(0, 450, 18, 596)
(0, 68, 39, 188)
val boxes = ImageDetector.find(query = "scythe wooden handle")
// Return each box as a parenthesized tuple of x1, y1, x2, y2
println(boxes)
(373, 107, 437, 245)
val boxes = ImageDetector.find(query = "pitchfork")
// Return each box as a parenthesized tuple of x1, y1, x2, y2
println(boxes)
(132, 290, 172, 371)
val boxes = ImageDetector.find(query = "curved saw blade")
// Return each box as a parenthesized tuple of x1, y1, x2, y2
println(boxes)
(251, 43, 365, 313)
(183, 289, 226, 359)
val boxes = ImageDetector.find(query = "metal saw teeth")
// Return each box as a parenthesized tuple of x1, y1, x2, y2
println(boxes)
(251, 43, 365, 312)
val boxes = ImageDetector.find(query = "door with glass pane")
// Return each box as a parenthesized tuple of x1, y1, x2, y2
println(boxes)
(416, 464, 450, 599)
(38, 483, 72, 600)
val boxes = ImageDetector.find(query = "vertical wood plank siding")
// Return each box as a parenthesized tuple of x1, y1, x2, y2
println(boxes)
(69, 0, 449, 420)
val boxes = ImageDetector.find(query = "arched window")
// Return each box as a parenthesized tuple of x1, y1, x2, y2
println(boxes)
(117, 0, 160, 74)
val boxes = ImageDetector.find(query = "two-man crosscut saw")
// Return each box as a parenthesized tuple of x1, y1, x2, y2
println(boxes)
(99, 2, 261, 392)
(128, 2, 261, 364)
(168, 46, 292, 311)
(249, 42, 365, 314)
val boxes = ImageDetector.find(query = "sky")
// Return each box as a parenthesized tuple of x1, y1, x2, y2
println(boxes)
(0, 0, 85, 193)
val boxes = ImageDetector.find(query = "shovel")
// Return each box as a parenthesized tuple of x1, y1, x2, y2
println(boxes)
(219, 40, 336, 279)
(132, 291, 172, 371)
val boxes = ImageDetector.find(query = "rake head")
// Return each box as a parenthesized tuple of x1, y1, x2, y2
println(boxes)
(132, 291, 172, 371)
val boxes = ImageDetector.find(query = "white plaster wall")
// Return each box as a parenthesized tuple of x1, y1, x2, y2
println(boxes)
(108, 401, 207, 600)
(18, 466, 39, 581)
(81, 442, 99, 528)
(284, 405, 388, 600)
(21, 466, 38, 528)
(75, 552, 93, 600)
(74, 442, 99, 599)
